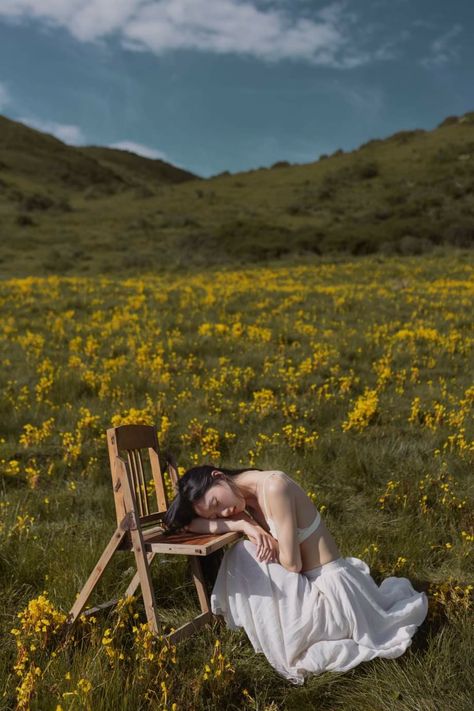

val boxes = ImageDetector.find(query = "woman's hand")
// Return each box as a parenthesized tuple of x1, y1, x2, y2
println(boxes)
(244, 523, 279, 563)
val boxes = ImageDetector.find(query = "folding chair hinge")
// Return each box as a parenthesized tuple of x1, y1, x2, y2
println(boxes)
(119, 511, 138, 531)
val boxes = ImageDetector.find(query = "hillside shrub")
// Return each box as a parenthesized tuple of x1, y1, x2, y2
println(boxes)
(271, 161, 291, 168)
(438, 115, 459, 128)
(444, 224, 474, 248)
(21, 192, 55, 211)
(390, 129, 426, 144)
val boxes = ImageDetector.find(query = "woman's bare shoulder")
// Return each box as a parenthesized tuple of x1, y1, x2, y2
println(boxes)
(258, 469, 288, 477)
(262, 470, 291, 492)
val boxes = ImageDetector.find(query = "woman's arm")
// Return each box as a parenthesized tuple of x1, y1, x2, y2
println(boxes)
(184, 511, 259, 535)
(265, 477, 302, 573)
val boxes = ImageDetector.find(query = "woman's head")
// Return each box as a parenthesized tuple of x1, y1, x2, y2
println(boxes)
(162, 464, 261, 534)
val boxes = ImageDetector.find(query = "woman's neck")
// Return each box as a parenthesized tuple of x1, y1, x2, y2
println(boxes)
(232, 470, 263, 508)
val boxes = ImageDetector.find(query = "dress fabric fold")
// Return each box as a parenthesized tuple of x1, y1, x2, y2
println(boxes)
(210, 539, 428, 685)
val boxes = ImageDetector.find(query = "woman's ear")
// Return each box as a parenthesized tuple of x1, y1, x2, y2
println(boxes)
(211, 469, 222, 478)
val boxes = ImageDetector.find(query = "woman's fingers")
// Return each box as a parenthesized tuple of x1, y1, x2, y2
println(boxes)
(252, 530, 277, 562)
(257, 544, 273, 562)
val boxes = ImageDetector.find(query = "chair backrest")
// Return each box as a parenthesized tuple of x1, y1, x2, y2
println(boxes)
(106, 424, 179, 527)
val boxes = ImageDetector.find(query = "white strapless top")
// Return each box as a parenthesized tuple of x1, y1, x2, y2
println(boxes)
(262, 471, 321, 543)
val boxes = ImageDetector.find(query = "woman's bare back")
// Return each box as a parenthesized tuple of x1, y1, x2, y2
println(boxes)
(246, 469, 340, 571)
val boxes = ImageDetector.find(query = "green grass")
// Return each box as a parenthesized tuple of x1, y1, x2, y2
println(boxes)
(1, 111, 473, 278)
(0, 253, 473, 709)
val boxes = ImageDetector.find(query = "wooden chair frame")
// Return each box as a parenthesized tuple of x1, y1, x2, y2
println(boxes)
(67, 424, 242, 644)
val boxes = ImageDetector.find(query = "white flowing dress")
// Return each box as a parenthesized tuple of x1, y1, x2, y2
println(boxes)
(210, 473, 429, 685)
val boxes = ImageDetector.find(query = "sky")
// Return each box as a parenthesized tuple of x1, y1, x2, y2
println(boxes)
(0, 0, 473, 178)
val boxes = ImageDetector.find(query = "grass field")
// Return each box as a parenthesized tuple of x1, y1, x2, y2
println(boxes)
(0, 251, 473, 710)
(1, 111, 474, 277)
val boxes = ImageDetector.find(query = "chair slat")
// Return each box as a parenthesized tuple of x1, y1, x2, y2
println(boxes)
(130, 450, 143, 515)
(149, 447, 167, 511)
(136, 448, 151, 516)
(127, 450, 144, 517)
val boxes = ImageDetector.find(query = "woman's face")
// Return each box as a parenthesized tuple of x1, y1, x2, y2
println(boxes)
(193, 471, 245, 519)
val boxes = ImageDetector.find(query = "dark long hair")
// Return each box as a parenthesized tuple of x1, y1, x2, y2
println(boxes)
(162, 463, 263, 597)
(162, 464, 262, 535)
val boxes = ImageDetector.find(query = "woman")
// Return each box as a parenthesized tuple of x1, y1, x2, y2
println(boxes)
(163, 465, 428, 685)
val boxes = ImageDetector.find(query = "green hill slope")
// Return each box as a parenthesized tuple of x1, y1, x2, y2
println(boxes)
(80, 145, 201, 192)
(0, 110, 473, 276)
(0, 114, 199, 195)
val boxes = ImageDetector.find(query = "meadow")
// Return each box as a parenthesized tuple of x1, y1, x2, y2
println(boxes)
(0, 251, 473, 710)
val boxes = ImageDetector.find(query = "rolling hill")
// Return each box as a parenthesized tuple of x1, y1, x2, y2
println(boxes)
(0, 110, 473, 277)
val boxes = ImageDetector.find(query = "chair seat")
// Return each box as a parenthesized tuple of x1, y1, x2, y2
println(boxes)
(140, 526, 243, 555)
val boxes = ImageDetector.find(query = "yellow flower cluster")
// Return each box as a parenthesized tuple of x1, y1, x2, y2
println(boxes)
(61, 431, 82, 467)
(428, 579, 473, 620)
(244, 423, 318, 467)
(180, 418, 222, 461)
(439, 427, 474, 461)
(418, 469, 467, 513)
(19, 417, 55, 447)
(10, 592, 67, 710)
(0, 458, 21, 478)
(341, 387, 379, 432)
(246, 388, 278, 417)
(92, 594, 179, 706)
(17, 330, 45, 359)
(372, 352, 392, 390)
(358, 544, 409, 576)
(307, 490, 327, 513)
(8, 513, 36, 538)
(35, 358, 55, 404)
(111, 406, 155, 427)
(378, 468, 467, 514)
(24, 459, 41, 489)
(110, 404, 170, 446)
(430, 531, 473, 558)
(198, 321, 271, 342)
(62, 676, 94, 709)
(29, 458, 53, 488)
(202, 639, 235, 682)
(281, 423, 319, 450)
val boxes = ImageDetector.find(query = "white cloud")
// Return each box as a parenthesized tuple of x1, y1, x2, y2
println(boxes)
(0, 0, 396, 68)
(108, 139, 167, 160)
(6, 110, 181, 165)
(372, 28, 411, 61)
(328, 81, 384, 118)
(107, 140, 188, 169)
(0, 80, 12, 110)
(15, 114, 85, 144)
(420, 23, 463, 69)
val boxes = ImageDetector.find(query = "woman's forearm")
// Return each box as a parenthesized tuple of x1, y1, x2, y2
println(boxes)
(185, 512, 257, 535)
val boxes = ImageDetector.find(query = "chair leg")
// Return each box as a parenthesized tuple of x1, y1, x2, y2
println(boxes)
(68, 525, 127, 624)
(124, 552, 155, 597)
(129, 526, 162, 636)
(163, 611, 213, 645)
(200, 548, 224, 597)
(189, 555, 211, 614)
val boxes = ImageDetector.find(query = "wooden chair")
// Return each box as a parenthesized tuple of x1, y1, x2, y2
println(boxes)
(67, 424, 242, 644)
